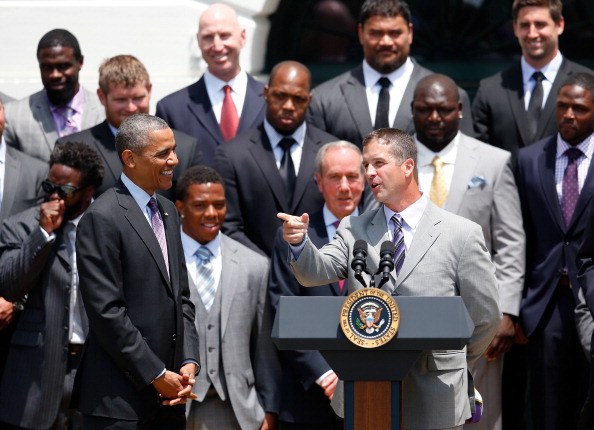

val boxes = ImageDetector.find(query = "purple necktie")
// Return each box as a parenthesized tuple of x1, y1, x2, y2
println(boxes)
(391, 214, 405, 275)
(148, 198, 169, 275)
(561, 147, 583, 227)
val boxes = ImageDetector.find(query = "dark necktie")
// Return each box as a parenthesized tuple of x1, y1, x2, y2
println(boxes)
(391, 214, 405, 275)
(220, 85, 239, 141)
(562, 147, 583, 227)
(375, 77, 391, 129)
(148, 198, 169, 275)
(278, 137, 296, 204)
(332, 220, 346, 294)
(527, 71, 545, 142)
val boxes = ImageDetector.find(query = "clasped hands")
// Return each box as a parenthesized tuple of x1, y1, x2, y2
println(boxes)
(152, 363, 198, 406)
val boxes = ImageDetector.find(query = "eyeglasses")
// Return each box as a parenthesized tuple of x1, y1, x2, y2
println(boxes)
(41, 180, 82, 199)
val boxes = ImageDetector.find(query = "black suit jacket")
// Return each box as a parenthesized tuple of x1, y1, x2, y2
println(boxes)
(516, 135, 594, 336)
(268, 210, 345, 424)
(56, 120, 202, 200)
(155, 74, 266, 166)
(214, 123, 336, 257)
(472, 58, 592, 158)
(72, 181, 199, 420)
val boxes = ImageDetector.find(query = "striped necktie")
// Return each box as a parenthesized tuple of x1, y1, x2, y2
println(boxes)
(148, 198, 169, 275)
(195, 246, 216, 310)
(391, 214, 405, 275)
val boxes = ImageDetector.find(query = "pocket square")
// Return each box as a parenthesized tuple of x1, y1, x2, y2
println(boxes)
(468, 176, 487, 189)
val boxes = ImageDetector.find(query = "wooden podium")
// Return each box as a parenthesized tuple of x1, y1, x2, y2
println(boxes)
(272, 296, 474, 430)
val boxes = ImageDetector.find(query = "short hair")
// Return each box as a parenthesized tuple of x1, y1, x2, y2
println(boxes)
(115, 114, 169, 158)
(359, 0, 412, 26)
(98, 55, 150, 94)
(37, 29, 82, 62)
(315, 140, 364, 176)
(560, 73, 594, 100)
(176, 165, 224, 202)
(512, 0, 563, 24)
(363, 128, 417, 165)
(49, 142, 104, 189)
(269, 60, 312, 90)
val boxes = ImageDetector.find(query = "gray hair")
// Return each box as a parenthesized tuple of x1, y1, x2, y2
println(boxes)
(115, 113, 169, 157)
(315, 140, 364, 176)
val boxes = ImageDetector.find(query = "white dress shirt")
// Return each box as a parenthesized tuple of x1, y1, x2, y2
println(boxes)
(383, 193, 429, 251)
(204, 69, 248, 123)
(521, 51, 563, 110)
(264, 120, 307, 175)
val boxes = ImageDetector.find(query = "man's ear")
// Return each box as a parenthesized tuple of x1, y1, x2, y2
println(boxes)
(121, 149, 135, 168)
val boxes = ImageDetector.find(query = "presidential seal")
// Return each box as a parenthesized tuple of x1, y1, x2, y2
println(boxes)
(340, 288, 400, 348)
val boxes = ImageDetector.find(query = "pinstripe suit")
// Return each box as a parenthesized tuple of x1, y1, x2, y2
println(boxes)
(0, 206, 87, 429)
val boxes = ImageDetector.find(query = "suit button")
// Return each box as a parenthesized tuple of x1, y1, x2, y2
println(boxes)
(565, 242, 570, 246)
(209, 369, 215, 375)
(207, 324, 213, 330)
(171, 334, 177, 342)
(208, 347, 214, 352)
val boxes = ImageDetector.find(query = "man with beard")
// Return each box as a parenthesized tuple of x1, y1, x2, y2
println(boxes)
(0, 142, 104, 429)
(3, 29, 104, 162)
(306, 0, 473, 148)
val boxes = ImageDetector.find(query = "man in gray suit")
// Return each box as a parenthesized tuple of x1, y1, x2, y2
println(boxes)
(472, 0, 592, 159)
(175, 165, 280, 429)
(306, 0, 473, 148)
(278, 128, 501, 429)
(0, 95, 48, 381)
(0, 142, 104, 430)
(4, 29, 104, 162)
(412, 74, 525, 430)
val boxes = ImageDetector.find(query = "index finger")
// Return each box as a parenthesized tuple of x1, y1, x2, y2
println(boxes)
(277, 212, 292, 222)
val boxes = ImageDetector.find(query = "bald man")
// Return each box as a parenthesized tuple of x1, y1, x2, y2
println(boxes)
(214, 61, 336, 257)
(412, 74, 525, 430)
(156, 3, 266, 165)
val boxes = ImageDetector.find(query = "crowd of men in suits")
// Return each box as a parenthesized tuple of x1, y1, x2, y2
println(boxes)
(1, 0, 594, 429)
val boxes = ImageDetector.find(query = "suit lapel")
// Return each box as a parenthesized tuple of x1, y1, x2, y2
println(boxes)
(446, 136, 479, 214)
(81, 88, 101, 128)
(395, 202, 441, 288)
(568, 154, 594, 231)
(237, 76, 264, 133)
(188, 78, 225, 143)
(248, 128, 289, 211)
(393, 63, 421, 132)
(219, 236, 238, 337)
(309, 211, 343, 295)
(160, 196, 179, 296)
(291, 127, 318, 212)
(504, 65, 532, 146)
(538, 137, 566, 232)
(0, 151, 20, 220)
(538, 59, 570, 140)
(92, 121, 121, 183)
(32, 93, 59, 155)
(342, 67, 373, 142)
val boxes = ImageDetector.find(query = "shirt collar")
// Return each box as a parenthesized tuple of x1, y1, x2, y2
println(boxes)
(0, 137, 6, 165)
(322, 203, 359, 228)
(47, 85, 85, 113)
(383, 193, 428, 231)
(556, 132, 594, 160)
(120, 172, 154, 210)
(108, 122, 118, 136)
(180, 228, 221, 260)
(521, 51, 563, 86)
(204, 69, 247, 95)
(362, 57, 414, 89)
(264, 119, 307, 149)
(415, 131, 460, 167)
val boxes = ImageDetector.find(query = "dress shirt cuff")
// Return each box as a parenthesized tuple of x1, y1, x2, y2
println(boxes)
(181, 360, 201, 376)
(316, 369, 335, 386)
(39, 227, 55, 242)
(288, 235, 309, 261)
(151, 368, 166, 384)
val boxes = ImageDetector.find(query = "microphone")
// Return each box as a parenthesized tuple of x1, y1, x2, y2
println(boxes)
(351, 240, 368, 276)
(378, 241, 396, 281)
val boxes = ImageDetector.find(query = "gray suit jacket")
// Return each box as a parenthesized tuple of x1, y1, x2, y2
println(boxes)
(290, 201, 501, 429)
(0, 145, 48, 221)
(3, 87, 104, 161)
(307, 61, 474, 147)
(440, 133, 526, 316)
(0, 207, 87, 429)
(188, 234, 280, 429)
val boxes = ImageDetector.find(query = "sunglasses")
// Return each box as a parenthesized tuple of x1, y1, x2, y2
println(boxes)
(41, 180, 82, 199)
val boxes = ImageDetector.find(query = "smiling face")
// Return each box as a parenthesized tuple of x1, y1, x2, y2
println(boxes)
(38, 45, 82, 106)
(358, 15, 413, 74)
(556, 84, 594, 146)
(99, 82, 151, 128)
(513, 6, 564, 69)
(176, 182, 226, 244)
(198, 4, 246, 82)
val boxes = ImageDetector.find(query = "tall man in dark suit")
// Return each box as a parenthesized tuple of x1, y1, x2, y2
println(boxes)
(306, 0, 473, 148)
(176, 165, 280, 430)
(269, 140, 365, 429)
(73, 114, 200, 429)
(0, 95, 48, 382)
(411, 74, 526, 430)
(156, 3, 266, 165)
(0, 142, 103, 430)
(4, 29, 104, 162)
(56, 55, 202, 199)
(473, 0, 592, 159)
(215, 61, 336, 257)
(515, 73, 594, 430)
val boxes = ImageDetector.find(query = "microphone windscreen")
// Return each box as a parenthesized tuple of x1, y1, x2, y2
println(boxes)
(353, 240, 368, 255)
(380, 241, 396, 255)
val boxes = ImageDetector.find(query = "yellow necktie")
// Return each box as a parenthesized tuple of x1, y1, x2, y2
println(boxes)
(430, 156, 448, 207)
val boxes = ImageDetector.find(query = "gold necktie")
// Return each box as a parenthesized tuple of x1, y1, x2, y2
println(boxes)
(430, 156, 448, 207)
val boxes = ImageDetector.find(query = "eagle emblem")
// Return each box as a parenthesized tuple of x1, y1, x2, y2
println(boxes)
(356, 301, 386, 334)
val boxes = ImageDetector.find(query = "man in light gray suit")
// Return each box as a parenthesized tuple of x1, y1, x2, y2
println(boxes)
(4, 29, 104, 162)
(412, 74, 525, 430)
(175, 165, 280, 430)
(0, 142, 103, 430)
(278, 128, 501, 429)
(306, 0, 473, 148)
